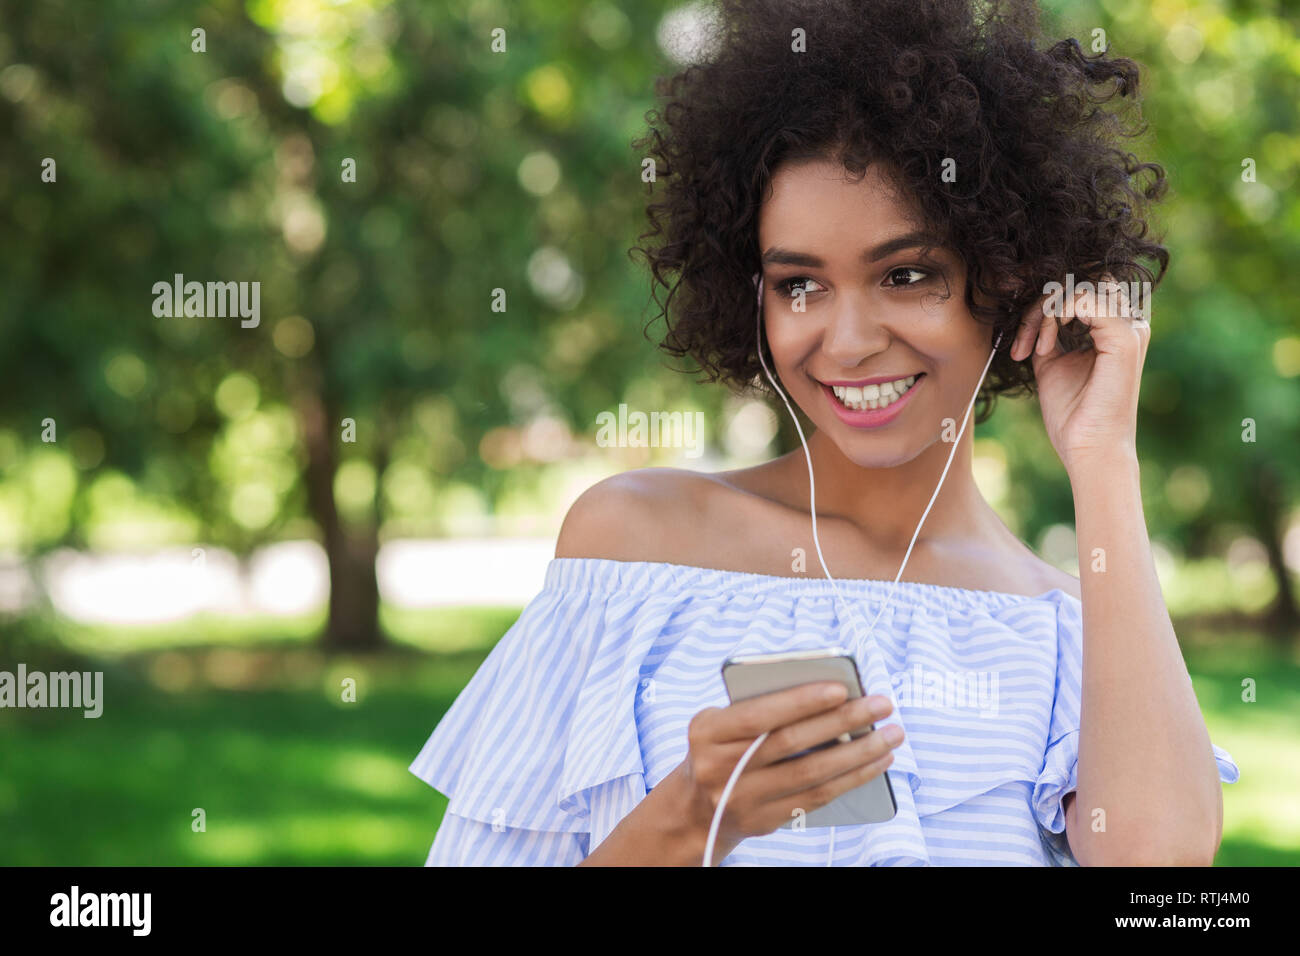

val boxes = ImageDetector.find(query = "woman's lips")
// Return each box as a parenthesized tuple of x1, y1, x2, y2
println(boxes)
(819, 374, 924, 428)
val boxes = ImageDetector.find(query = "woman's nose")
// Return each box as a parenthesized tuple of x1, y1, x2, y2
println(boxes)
(821, 294, 891, 367)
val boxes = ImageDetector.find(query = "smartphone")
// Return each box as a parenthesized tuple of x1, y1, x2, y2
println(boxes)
(720, 648, 898, 828)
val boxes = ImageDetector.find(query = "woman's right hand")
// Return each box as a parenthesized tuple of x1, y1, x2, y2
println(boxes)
(676, 681, 904, 864)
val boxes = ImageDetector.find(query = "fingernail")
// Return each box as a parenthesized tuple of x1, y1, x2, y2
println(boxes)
(882, 725, 904, 745)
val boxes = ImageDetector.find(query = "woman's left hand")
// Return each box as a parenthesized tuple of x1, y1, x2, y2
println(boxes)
(1009, 275, 1150, 474)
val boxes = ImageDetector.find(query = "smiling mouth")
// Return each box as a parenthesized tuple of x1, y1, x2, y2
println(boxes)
(823, 374, 924, 412)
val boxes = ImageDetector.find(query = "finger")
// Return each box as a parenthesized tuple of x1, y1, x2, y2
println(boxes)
(773, 749, 898, 824)
(751, 720, 903, 802)
(713, 681, 849, 743)
(1074, 275, 1143, 341)
(1124, 279, 1152, 366)
(1011, 298, 1047, 362)
(751, 694, 895, 768)
(1035, 308, 1061, 356)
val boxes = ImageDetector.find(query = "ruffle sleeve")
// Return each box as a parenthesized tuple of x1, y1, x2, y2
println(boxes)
(1030, 591, 1241, 861)
(408, 563, 664, 862)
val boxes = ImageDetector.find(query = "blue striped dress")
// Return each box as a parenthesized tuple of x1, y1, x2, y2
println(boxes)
(409, 558, 1240, 866)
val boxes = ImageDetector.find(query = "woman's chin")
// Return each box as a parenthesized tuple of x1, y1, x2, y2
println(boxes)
(818, 426, 929, 471)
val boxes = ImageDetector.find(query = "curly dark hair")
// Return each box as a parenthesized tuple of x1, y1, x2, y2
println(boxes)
(631, 0, 1169, 421)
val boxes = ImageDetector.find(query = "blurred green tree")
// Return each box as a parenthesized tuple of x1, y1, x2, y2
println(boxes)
(0, 0, 1295, 648)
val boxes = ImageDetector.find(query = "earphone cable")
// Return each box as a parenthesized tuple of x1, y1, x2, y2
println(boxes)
(700, 274, 1002, 867)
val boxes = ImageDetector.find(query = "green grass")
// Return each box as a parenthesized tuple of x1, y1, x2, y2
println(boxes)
(0, 611, 1294, 865)
(1174, 628, 1300, 866)
(0, 645, 483, 865)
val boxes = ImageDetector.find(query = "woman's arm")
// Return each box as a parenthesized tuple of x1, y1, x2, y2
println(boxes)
(1064, 450, 1223, 865)
(577, 765, 710, 866)
(1013, 279, 1224, 866)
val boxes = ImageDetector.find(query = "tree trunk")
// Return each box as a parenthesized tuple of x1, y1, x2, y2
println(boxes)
(321, 527, 382, 652)
(296, 380, 385, 653)
(1249, 461, 1299, 642)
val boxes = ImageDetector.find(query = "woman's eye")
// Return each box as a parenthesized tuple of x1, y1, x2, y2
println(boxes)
(775, 276, 825, 297)
(885, 267, 928, 287)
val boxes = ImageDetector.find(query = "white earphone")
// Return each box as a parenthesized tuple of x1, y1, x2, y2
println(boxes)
(701, 273, 1005, 867)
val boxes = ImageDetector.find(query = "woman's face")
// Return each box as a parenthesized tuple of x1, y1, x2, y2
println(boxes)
(757, 157, 994, 469)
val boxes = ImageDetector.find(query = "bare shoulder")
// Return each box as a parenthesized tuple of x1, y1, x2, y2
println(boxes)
(987, 509, 1082, 600)
(554, 467, 723, 561)
(1024, 554, 1082, 601)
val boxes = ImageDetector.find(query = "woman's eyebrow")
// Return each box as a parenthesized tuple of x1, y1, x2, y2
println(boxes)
(761, 231, 946, 267)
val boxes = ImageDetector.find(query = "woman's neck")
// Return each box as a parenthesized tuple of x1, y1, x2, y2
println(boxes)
(781, 427, 992, 550)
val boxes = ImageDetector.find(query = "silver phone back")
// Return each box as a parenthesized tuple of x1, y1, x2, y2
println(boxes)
(721, 652, 898, 828)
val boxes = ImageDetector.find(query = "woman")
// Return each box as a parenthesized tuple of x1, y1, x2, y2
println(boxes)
(410, 0, 1238, 866)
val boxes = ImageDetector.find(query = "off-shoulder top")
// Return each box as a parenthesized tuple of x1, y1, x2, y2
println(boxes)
(410, 558, 1239, 866)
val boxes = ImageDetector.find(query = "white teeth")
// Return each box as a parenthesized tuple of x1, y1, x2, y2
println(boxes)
(828, 375, 919, 412)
